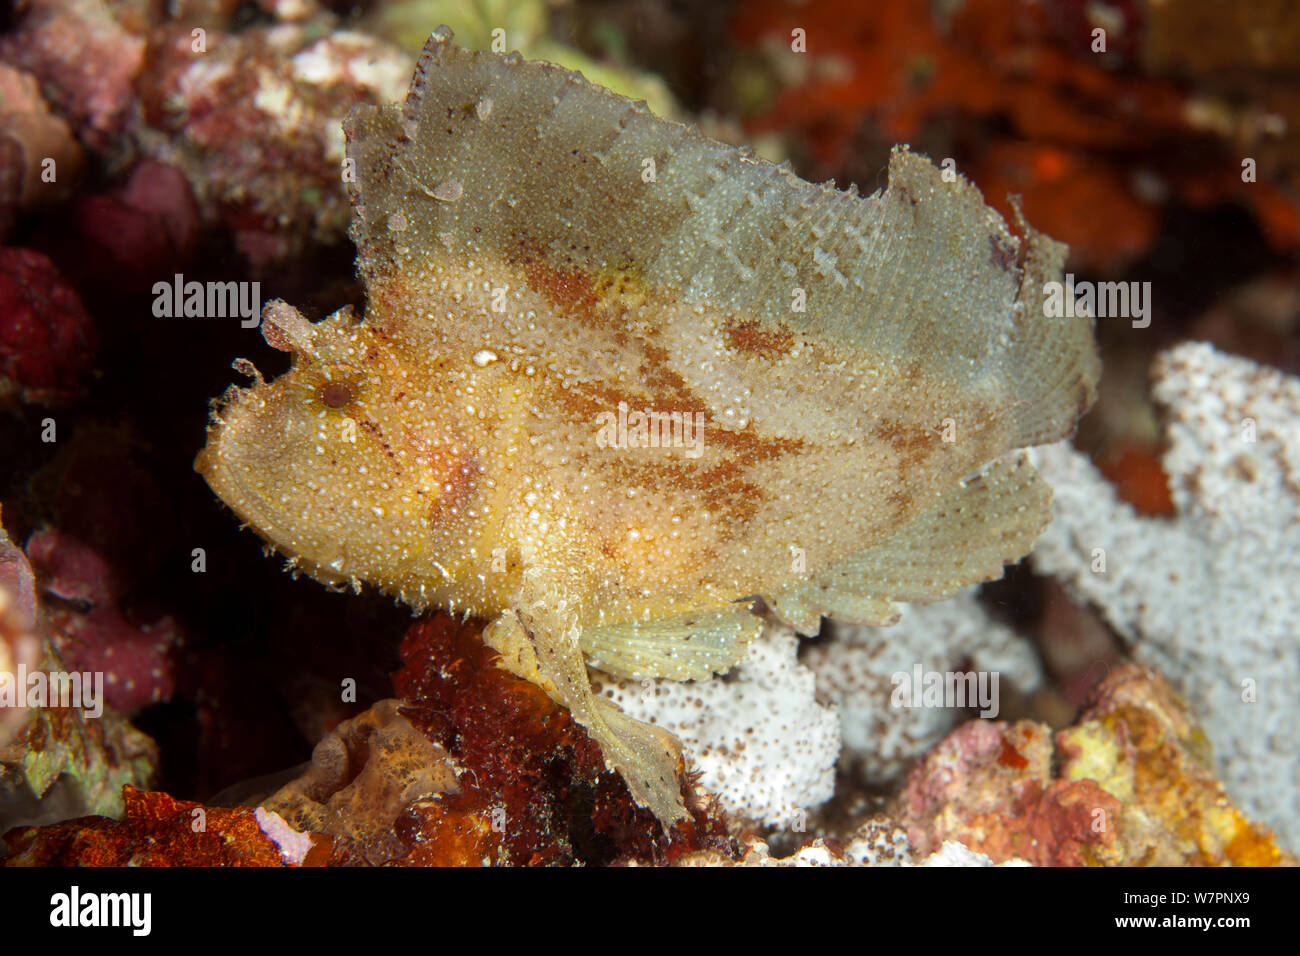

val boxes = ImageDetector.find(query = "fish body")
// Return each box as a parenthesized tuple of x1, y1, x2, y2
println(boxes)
(197, 27, 1099, 825)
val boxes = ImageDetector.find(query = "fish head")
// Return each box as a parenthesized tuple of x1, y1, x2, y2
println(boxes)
(195, 300, 475, 593)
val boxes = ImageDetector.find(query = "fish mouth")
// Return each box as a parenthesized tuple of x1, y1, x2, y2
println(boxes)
(192, 443, 216, 481)
(194, 444, 270, 536)
(193, 406, 360, 589)
(193, 414, 283, 541)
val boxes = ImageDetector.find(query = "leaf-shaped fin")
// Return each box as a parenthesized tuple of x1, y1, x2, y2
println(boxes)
(766, 589, 900, 637)
(490, 574, 690, 825)
(593, 698, 689, 814)
(766, 452, 1051, 633)
(580, 602, 763, 681)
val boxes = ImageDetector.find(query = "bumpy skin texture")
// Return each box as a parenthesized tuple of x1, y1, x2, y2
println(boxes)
(196, 28, 1099, 825)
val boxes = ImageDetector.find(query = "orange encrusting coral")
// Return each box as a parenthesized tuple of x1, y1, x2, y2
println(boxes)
(899, 666, 1295, 866)
(733, 0, 1300, 271)
(391, 614, 735, 866)
(2, 787, 333, 866)
(1097, 440, 1175, 517)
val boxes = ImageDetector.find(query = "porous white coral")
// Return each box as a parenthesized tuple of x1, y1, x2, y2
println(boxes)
(593, 620, 839, 828)
(915, 840, 1031, 867)
(805, 591, 1042, 783)
(677, 826, 1029, 867)
(593, 589, 1042, 828)
(1030, 342, 1300, 850)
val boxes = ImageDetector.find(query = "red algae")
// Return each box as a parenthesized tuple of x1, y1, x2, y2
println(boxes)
(390, 614, 734, 866)
(3, 786, 331, 866)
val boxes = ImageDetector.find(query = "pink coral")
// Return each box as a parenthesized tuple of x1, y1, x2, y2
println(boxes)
(26, 530, 180, 713)
(68, 160, 200, 291)
(0, 0, 144, 154)
(0, 247, 97, 407)
(135, 24, 411, 272)
(894, 666, 1293, 866)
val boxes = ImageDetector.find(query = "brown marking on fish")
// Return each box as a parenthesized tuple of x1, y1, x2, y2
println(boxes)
(722, 319, 794, 361)
(989, 234, 1018, 272)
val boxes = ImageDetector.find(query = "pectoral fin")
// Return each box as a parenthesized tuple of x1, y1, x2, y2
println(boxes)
(580, 603, 762, 680)
(766, 451, 1051, 632)
(484, 574, 691, 826)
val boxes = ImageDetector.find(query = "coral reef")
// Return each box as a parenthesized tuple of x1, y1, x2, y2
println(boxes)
(897, 665, 1291, 866)
(0, 663, 156, 832)
(0, 0, 144, 156)
(674, 665, 1290, 867)
(0, 517, 158, 832)
(0, 63, 83, 240)
(135, 24, 412, 272)
(14, 425, 187, 713)
(1031, 342, 1300, 850)
(589, 595, 1040, 830)
(594, 620, 839, 828)
(0, 0, 414, 272)
(5, 612, 737, 866)
(805, 591, 1042, 783)
(27, 530, 181, 713)
(175, 613, 736, 866)
(386, 614, 734, 865)
(261, 698, 461, 866)
(897, 717, 1118, 866)
(0, 248, 97, 408)
(731, 0, 1300, 272)
(5, 614, 1290, 866)
(0, 0, 1296, 871)
(3, 786, 330, 866)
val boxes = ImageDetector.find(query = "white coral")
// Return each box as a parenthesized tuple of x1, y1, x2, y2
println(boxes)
(1030, 341, 1300, 850)
(593, 585, 1043, 828)
(593, 620, 839, 828)
(805, 591, 1042, 783)
(681, 827, 1029, 867)
(915, 840, 1031, 867)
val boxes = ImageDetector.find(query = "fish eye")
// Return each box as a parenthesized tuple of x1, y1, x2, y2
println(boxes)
(314, 364, 365, 409)
(318, 380, 357, 409)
